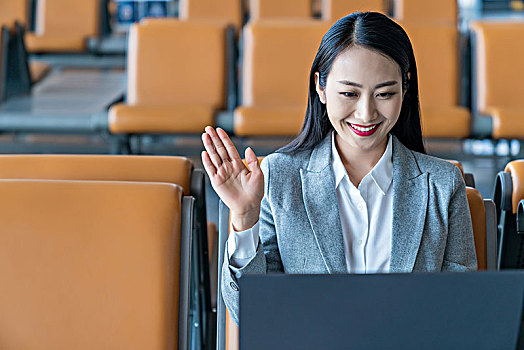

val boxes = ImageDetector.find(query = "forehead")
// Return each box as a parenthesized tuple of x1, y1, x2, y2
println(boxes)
(328, 45, 402, 85)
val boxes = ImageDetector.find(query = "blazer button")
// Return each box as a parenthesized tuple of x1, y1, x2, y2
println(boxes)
(230, 282, 239, 291)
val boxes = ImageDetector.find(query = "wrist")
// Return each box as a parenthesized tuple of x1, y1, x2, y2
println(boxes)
(231, 206, 260, 232)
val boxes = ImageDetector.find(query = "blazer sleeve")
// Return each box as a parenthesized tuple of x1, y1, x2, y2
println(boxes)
(442, 166, 478, 271)
(221, 156, 284, 325)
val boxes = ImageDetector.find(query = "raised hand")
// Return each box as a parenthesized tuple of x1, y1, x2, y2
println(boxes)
(201, 126, 264, 231)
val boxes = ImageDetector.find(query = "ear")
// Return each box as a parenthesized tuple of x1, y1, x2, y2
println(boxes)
(314, 72, 326, 104)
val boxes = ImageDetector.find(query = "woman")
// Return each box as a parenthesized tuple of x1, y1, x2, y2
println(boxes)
(202, 12, 477, 325)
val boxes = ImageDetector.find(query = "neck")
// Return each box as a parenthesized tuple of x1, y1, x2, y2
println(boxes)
(335, 134, 388, 186)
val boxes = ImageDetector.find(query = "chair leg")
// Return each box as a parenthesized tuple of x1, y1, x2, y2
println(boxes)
(110, 134, 131, 154)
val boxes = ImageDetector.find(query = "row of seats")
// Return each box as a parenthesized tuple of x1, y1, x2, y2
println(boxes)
(0, 0, 456, 55)
(179, 0, 456, 27)
(215, 158, 499, 350)
(0, 0, 100, 53)
(0, 155, 219, 350)
(106, 16, 523, 152)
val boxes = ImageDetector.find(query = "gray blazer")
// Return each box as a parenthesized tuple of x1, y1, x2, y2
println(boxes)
(222, 135, 477, 325)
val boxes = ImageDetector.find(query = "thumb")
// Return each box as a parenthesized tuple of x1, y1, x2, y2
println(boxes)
(244, 147, 260, 172)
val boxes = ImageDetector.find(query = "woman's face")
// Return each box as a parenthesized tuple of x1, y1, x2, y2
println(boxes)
(315, 45, 405, 153)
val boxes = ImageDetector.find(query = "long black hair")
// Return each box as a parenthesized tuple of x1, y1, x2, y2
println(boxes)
(279, 12, 425, 154)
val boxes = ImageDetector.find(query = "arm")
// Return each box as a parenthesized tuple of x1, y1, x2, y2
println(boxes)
(221, 157, 284, 325)
(442, 166, 478, 271)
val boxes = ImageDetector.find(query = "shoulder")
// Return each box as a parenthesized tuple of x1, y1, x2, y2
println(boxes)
(260, 148, 312, 174)
(392, 137, 464, 191)
(410, 150, 465, 191)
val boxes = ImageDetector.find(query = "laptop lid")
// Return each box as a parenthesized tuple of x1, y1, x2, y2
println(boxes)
(239, 272, 524, 350)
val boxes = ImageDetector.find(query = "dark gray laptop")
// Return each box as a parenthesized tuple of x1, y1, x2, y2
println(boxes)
(239, 272, 524, 350)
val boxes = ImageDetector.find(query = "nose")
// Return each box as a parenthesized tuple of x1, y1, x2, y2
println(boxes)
(354, 95, 378, 123)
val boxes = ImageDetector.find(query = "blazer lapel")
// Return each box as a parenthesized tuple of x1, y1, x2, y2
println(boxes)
(300, 135, 347, 274)
(389, 137, 429, 272)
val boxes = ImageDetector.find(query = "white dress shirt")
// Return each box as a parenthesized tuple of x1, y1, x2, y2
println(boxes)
(227, 133, 394, 273)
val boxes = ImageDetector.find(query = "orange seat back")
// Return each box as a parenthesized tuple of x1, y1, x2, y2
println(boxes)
(401, 23, 460, 109)
(321, 0, 386, 22)
(393, 0, 457, 25)
(470, 21, 524, 115)
(33, 0, 98, 36)
(466, 187, 487, 270)
(0, 154, 193, 195)
(250, 0, 311, 20)
(0, 0, 28, 28)
(0, 180, 183, 349)
(127, 19, 228, 109)
(242, 20, 330, 109)
(504, 160, 524, 214)
(179, 0, 242, 28)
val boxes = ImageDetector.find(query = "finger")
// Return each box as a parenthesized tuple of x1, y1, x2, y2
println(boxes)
(201, 151, 217, 177)
(216, 127, 241, 161)
(245, 147, 261, 173)
(205, 126, 230, 163)
(202, 132, 222, 168)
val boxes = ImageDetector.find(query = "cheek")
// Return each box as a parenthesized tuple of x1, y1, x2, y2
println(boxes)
(378, 97, 403, 121)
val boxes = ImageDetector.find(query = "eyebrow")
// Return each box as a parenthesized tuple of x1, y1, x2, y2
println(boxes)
(336, 80, 399, 89)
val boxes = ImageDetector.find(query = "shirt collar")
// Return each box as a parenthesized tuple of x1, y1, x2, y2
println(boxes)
(331, 132, 393, 195)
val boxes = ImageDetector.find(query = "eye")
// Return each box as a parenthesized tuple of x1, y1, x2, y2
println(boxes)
(340, 92, 358, 98)
(376, 92, 397, 99)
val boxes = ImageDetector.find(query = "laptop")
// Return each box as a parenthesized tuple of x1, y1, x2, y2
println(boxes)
(239, 272, 524, 350)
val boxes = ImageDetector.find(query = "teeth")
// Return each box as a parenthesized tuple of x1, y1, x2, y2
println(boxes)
(350, 124, 378, 132)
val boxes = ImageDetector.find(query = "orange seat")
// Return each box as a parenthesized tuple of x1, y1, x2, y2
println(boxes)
(0, 154, 193, 194)
(109, 19, 229, 136)
(0, 180, 190, 349)
(235, 20, 330, 136)
(179, 0, 242, 29)
(249, 0, 312, 20)
(400, 22, 470, 138)
(471, 21, 524, 139)
(321, 0, 387, 22)
(393, 0, 457, 25)
(0, 0, 28, 28)
(25, 0, 99, 53)
(466, 187, 488, 270)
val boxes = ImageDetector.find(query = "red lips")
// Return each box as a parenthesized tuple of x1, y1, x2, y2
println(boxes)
(347, 122, 381, 137)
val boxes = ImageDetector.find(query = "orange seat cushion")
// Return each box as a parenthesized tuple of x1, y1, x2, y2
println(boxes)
(234, 106, 305, 136)
(488, 108, 524, 139)
(420, 106, 470, 138)
(109, 103, 215, 134)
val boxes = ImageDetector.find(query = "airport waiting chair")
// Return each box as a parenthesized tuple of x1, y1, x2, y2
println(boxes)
(0, 180, 193, 349)
(470, 21, 524, 139)
(0, 154, 214, 349)
(494, 160, 524, 269)
(108, 19, 234, 154)
(179, 0, 243, 29)
(321, 0, 387, 23)
(249, 0, 311, 21)
(25, 0, 99, 52)
(400, 22, 470, 138)
(234, 20, 330, 137)
(0, 0, 51, 85)
(392, 0, 457, 25)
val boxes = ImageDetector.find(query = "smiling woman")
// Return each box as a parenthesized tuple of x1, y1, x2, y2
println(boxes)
(201, 12, 477, 326)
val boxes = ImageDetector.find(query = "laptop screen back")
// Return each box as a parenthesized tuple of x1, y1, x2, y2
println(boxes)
(240, 272, 524, 350)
